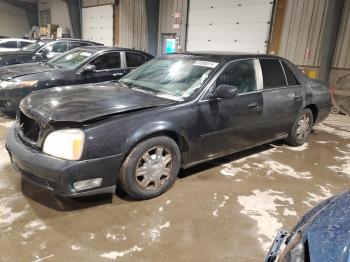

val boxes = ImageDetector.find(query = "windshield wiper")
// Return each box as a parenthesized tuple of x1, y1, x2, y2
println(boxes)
(131, 86, 157, 96)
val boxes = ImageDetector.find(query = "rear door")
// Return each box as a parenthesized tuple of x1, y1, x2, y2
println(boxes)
(79, 51, 125, 83)
(259, 58, 303, 138)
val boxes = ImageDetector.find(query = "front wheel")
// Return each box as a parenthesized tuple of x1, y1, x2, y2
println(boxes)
(118, 136, 181, 200)
(285, 108, 314, 147)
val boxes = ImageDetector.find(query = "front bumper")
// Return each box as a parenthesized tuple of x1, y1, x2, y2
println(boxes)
(6, 125, 124, 197)
(265, 230, 289, 262)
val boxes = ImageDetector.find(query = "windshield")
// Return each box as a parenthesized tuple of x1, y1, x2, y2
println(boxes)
(21, 41, 45, 51)
(46, 50, 94, 69)
(120, 56, 219, 100)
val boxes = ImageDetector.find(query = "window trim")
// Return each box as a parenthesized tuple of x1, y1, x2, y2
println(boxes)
(125, 51, 149, 69)
(280, 60, 301, 87)
(259, 58, 288, 91)
(200, 58, 263, 102)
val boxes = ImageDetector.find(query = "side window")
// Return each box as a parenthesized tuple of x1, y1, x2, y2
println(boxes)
(70, 42, 92, 49)
(19, 41, 31, 48)
(216, 60, 257, 94)
(126, 52, 147, 67)
(260, 59, 287, 89)
(39, 42, 68, 54)
(282, 61, 299, 86)
(51, 42, 69, 53)
(0, 41, 17, 48)
(90, 52, 121, 70)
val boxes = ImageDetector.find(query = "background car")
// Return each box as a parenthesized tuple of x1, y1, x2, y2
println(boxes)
(265, 190, 350, 262)
(0, 38, 34, 52)
(5, 53, 331, 200)
(0, 38, 103, 67)
(0, 46, 153, 114)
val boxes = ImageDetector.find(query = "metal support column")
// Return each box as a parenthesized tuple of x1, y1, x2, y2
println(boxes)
(63, 0, 81, 39)
(318, 0, 345, 83)
(145, 0, 160, 56)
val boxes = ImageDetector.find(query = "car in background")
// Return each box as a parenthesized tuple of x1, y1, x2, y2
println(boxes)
(0, 38, 103, 67)
(0, 38, 34, 52)
(265, 190, 350, 262)
(0, 46, 152, 113)
(6, 53, 331, 199)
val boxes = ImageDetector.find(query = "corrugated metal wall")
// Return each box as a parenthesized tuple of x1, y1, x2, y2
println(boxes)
(158, 0, 188, 55)
(333, 0, 350, 69)
(278, 0, 350, 70)
(119, 0, 148, 51)
(278, 0, 328, 67)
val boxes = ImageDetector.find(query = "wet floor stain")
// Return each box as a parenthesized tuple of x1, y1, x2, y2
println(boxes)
(0, 117, 349, 261)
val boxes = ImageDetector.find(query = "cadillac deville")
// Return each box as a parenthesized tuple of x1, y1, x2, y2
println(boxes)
(6, 53, 331, 200)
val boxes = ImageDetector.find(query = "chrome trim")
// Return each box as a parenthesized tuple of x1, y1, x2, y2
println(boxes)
(254, 59, 264, 91)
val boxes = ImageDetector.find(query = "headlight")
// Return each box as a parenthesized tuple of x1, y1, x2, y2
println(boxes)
(277, 231, 306, 262)
(43, 129, 85, 160)
(0, 80, 38, 89)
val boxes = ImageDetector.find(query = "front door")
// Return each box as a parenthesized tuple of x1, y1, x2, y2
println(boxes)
(195, 59, 266, 160)
(80, 51, 125, 84)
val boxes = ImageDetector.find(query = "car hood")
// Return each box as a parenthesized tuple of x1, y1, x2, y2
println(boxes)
(20, 82, 175, 124)
(302, 190, 350, 262)
(0, 63, 57, 80)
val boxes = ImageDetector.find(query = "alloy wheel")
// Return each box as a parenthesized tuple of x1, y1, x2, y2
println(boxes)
(135, 147, 173, 191)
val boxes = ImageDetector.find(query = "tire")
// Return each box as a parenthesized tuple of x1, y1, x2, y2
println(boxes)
(118, 136, 181, 200)
(285, 108, 314, 147)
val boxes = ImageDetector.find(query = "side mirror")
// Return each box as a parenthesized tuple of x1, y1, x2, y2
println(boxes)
(213, 84, 239, 99)
(82, 64, 96, 73)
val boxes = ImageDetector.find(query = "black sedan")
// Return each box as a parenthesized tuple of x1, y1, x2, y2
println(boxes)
(0, 38, 102, 67)
(266, 190, 350, 262)
(6, 53, 331, 199)
(0, 46, 153, 113)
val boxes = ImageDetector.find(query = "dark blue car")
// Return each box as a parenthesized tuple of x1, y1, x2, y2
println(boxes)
(266, 190, 350, 262)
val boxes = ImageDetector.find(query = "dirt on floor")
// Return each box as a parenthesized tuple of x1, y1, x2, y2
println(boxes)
(0, 115, 349, 262)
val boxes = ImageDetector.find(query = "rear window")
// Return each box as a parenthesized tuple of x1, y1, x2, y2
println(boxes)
(282, 61, 299, 86)
(260, 59, 287, 89)
(70, 42, 92, 49)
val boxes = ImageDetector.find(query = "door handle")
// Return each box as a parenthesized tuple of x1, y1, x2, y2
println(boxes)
(294, 95, 302, 101)
(248, 103, 259, 109)
(113, 72, 124, 77)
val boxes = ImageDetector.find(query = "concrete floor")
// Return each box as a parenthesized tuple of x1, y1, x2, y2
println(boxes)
(0, 115, 349, 262)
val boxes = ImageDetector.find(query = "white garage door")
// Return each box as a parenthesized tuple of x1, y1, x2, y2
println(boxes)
(186, 0, 274, 53)
(82, 5, 113, 46)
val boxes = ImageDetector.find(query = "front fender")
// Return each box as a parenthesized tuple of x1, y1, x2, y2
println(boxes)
(123, 121, 189, 153)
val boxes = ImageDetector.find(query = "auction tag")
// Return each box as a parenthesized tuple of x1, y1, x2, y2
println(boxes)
(194, 61, 219, 68)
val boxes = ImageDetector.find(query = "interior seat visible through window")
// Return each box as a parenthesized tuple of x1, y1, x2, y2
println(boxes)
(216, 60, 257, 94)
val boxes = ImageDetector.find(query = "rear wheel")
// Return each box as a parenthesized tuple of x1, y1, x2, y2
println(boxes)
(285, 108, 314, 146)
(118, 136, 181, 200)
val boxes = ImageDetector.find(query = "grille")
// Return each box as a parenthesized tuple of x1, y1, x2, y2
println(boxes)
(19, 111, 41, 142)
(18, 166, 57, 191)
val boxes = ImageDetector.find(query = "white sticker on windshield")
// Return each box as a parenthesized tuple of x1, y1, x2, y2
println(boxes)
(194, 61, 219, 68)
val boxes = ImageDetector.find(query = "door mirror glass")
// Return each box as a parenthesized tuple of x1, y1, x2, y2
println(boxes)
(82, 64, 96, 73)
(213, 84, 238, 99)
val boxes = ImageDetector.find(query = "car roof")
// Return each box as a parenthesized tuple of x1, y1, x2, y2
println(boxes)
(167, 51, 284, 63)
(75, 46, 153, 57)
(38, 38, 103, 45)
